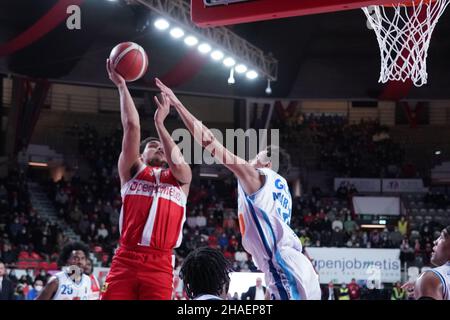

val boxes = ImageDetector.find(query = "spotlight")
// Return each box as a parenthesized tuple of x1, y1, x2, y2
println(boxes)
(211, 50, 224, 61)
(170, 27, 184, 39)
(235, 64, 248, 74)
(154, 18, 169, 31)
(223, 57, 236, 68)
(435, 150, 442, 155)
(246, 70, 258, 80)
(198, 43, 212, 54)
(184, 36, 198, 46)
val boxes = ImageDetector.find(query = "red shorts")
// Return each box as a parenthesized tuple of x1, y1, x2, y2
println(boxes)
(100, 246, 174, 300)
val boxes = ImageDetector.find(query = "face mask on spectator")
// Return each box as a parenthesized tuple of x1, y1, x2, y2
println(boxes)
(35, 285, 43, 292)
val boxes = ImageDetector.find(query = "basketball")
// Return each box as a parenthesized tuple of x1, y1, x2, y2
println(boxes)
(109, 42, 148, 82)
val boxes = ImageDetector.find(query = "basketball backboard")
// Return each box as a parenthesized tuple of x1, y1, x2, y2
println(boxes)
(191, 0, 407, 27)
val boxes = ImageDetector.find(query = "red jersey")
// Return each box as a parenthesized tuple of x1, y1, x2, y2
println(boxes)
(119, 165, 187, 250)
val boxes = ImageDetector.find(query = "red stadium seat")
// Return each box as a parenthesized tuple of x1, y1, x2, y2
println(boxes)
(39, 262, 50, 270)
(18, 251, 30, 259)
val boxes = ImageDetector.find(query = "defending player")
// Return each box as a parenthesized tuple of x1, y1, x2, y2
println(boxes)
(408, 226, 450, 300)
(155, 78, 320, 300)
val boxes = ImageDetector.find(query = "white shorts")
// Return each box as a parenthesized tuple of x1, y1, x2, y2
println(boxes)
(264, 247, 321, 300)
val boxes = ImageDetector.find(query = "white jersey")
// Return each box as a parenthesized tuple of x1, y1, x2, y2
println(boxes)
(427, 262, 450, 300)
(237, 168, 321, 300)
(52, 271, 92, 300)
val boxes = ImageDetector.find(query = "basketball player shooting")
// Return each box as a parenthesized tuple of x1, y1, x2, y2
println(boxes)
(100, 61, 192, 300)
(155, 78, 321, 300)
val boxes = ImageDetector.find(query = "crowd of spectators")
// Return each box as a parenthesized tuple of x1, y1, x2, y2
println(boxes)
(423, 191, 450, 209)
(313, 119, 406, 177)
(276, 112, 410, 178)
(0, 167, 65, 300)
(289, 193, 445, 268)
(0, 167, 65, 266)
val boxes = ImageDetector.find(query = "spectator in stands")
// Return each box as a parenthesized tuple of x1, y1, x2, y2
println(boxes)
(391, 281, 406, 300)
(337, 283, 350, 300)
(23, 268, 33, 285)
(303, 212, 314, 226)
(16, 226, 30, 246)
(9, 217, 22, 241)
(348, 278, 360, 300)
(234, 248, 248, 268)
(366, 280, 378, 300)
(96, 223, 109, 243)
(218, 233, 229, 251)
(321, 215, 332, 232)
(400, 240, 415, 264)
(344, 215, 358, 235)
(336, 182, 348, 199)
(331, 227, 345, 247)
(27, 279, 44, 300)
(14, 283, 26, 300)
(299, 229, 311, 246)
(35, 237, 53, 258)
(332, 217, 344, 232)
(241, 277, 267, 301)
(0, 261, 15, 300)
(196, 212, 207, 230)
(0, 244, 16, 265)
(7, 268, 18, 286)
(35, 269, 49, 285)
(186, 212, 198, 229)
(230, 292, 239, 300)
(69, 205, 83, 224)
(322, 281, 337, 300)
(389, 227, 404, 248)
(397, 216, 408, 236)
(370, 230, 381, 248)
(348, 184, 358, 196)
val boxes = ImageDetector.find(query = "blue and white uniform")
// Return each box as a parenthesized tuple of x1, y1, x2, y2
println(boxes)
(425, 262, 450, 300)
(237, 168, 321, 300)
(52, 271, 92, 300)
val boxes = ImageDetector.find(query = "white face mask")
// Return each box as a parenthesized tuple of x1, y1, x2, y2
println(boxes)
(35, 285, 43, 292)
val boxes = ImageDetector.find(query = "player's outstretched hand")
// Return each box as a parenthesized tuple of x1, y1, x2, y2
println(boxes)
(154, 92, 170, 124)
(106, 59, 126, 88)
(154, 78, 182, 107)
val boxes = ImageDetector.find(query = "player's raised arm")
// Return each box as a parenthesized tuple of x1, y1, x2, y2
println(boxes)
(153, 92, 192, 191)
(155, 78, 262, 195)
(414, 271, 444, 300)
(107, 59, 142, 187)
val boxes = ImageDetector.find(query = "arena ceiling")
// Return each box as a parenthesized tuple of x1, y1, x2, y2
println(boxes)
(0, 0, 450, 100)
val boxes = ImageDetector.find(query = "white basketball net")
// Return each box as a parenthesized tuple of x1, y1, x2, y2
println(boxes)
(362, 0, 450, 86)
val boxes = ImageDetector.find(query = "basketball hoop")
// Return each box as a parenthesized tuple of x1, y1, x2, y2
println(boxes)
(362, 0, 450, 86)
